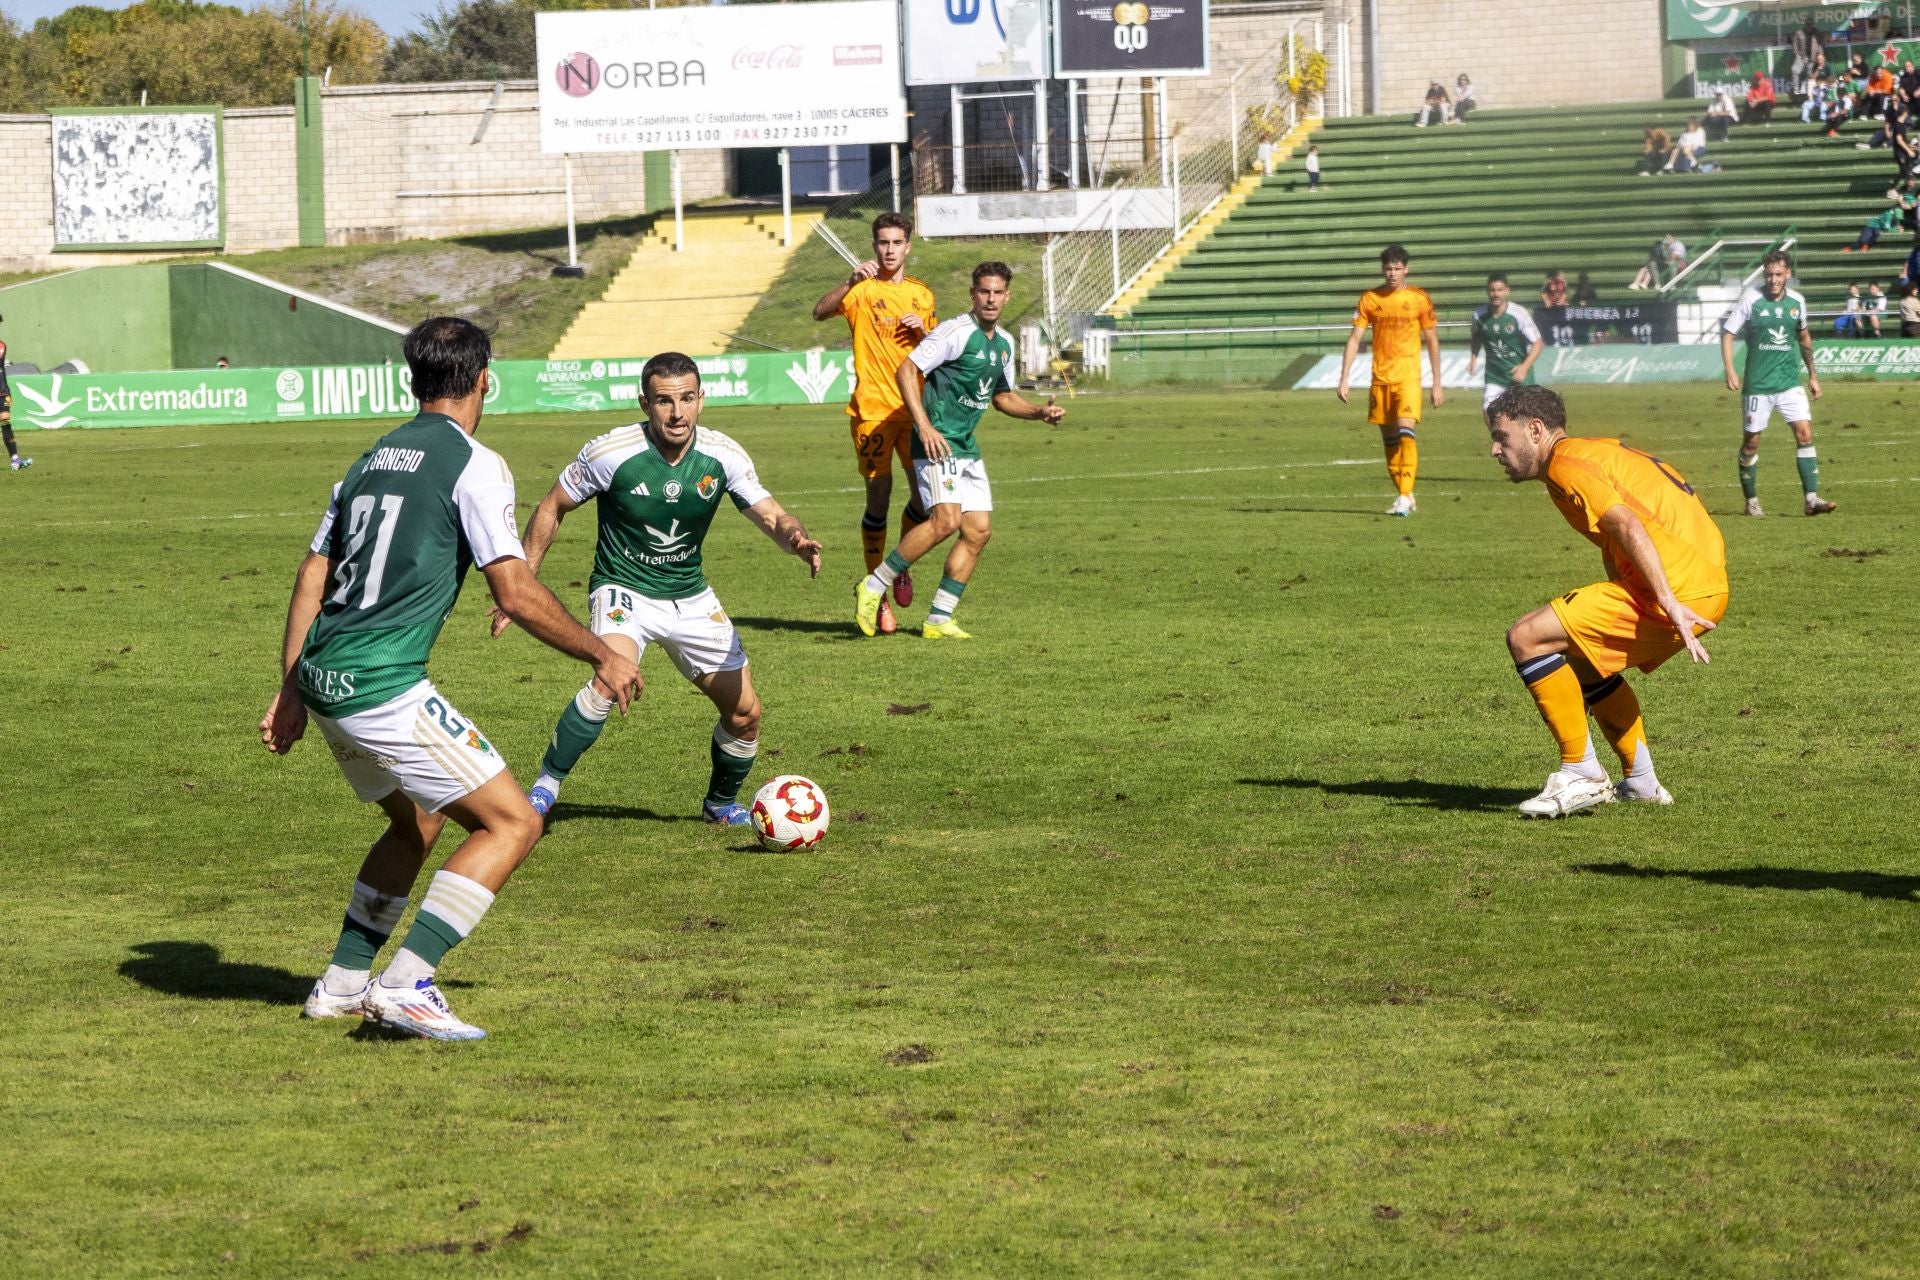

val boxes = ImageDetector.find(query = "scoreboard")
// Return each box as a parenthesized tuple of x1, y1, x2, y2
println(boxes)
(1536, 302, 1679, 347)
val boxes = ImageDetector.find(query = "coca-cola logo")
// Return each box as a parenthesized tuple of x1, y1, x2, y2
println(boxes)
(732, 44, 804, 71)
(556, 52, 599, 97)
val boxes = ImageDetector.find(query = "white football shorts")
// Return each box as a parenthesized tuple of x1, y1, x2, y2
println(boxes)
(1742, 387, 1812, 434)
(1482, 382, 1508, 411)
(313, 678, 507, 813)
(590, 584, 746, 680)
(914, 455, 993, 514)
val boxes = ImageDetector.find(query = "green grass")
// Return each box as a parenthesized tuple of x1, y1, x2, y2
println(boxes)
(207, 215, 659, 359)
(731, 219, 1046, 354)
(2, 383, 1918, 1275)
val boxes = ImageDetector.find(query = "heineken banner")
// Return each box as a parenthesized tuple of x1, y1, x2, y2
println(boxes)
(1665, 1, 1891, 41)
(1292, 341, 1920, 390)
(9, 349, 860, 431)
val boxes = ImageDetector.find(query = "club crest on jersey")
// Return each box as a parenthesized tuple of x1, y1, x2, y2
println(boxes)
(664, 481, 683, 502)
(465, 729, 494, 755)
(695, 474, 719, 500)
(606, 607, 629, 624)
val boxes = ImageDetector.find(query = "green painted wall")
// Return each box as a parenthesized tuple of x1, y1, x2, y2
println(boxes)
(0, 266, 174, 372)
(169, 266, 403, 370)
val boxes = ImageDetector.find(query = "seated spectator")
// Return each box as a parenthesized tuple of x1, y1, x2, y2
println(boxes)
(1900, 281, 1920, 337)
(1892, 102, 1917, 183)
(1864, 282, 1887, 336)
(1843, 201, 1906, 251)
(1849, 51, 1870, 84)
(1837, 282, 1862, 334)
(1665, 117, 1709, 172)
(1902, 59, 1920, 100)
(1709, 89, 1739, 140)
(1453, 74, 1477, 123)
(1414, 81, 1452, 127)
(1809, 51, 1830, 88)
(1572, 271, 1598, 305)
(1800, 75, 1831, 125)
(1743, 71, 1776, 124)
(1636, 126, 1673, 174)
(1666, 233, 1688, 276)
(1865, 63, 1897, 117)
(1540, 269, 1568, 309)
(1825, 83, 1857, 136)
(1627, 235, 1688, 291)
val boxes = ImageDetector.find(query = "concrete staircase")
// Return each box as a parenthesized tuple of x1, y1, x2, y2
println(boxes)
(550, 208, 822, 359)
(1107, 118, 1321, 318)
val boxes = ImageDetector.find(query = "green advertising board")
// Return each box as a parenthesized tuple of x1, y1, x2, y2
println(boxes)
(1813, 340, 1920, 378)
(1290, 341, 1920, 391)
(8, 349, 860, 431)
(1666, 0, 1890, 41)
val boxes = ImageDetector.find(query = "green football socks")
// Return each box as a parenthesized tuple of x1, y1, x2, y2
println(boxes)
(707, 723, 759, 806)
(1795, 445, 1821, 498)
(540, 682, 613, 781)
(1739, 451, 1759, 501)
(926, 576, 967, 626)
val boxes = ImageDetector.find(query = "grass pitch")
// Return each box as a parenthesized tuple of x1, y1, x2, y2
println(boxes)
(2, 383, 1916, 1276)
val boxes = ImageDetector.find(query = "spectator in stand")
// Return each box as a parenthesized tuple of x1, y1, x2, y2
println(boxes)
(1864, 282, 1887, 336)
(1837, 282, 1862, 335)
(1709, 88, 1740, 140)
(1305, 143, 1322, 190)
(1415, 81, 1452, 127)
(1665, 117, 1709, 172)
(1864, 61, 1897, 118)
(1844, 201, 1907, 251)
(1809, 50, 1831, 90)
(1540, 269, 1568, 309)
(1901, 59, 1920, 100)
(1453, 74, 1477, 123)
(1573, 272, 1599, 305)
(1892, 101, 1917, 184)
(1742, 71, 1776, 125)
(1848, 50, 1870, 86)
(1799, 75, 1831, 125)
(1791, 19, 1822, 93)
(1636, 125, 1673, 175)
(1824, 80, 1857, 137)
(1900, 281, 1920, 337)
(1628, 235, 1686, 291)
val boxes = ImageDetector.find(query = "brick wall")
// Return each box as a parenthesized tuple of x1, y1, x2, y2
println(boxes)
(225, 107, 300, 253)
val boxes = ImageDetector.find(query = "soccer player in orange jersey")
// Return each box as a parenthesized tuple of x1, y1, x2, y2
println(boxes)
(1337, 244, 1442, 516)
(813, 212, 936, 634)
(1487, 385, 1728, 818)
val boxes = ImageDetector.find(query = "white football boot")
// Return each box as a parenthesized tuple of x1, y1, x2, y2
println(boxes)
(302, 977, 369, 1019)
(1387, 494, 1416, 517)
(1613, 778, 1675, 805)
(1517, 768, 1615, 818)
(363, 977, 487, 1041)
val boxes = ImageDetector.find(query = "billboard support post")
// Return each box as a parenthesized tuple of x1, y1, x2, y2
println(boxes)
(552, 154, 587, 278)
(671, 151, 684, 252)
(1034, 80, 1050, 192)
(1067, 80, 1080, 190)
(951, 84, 967, 195)
(889, 143, 900, 212)
(1170, 136, 1181, 244)
(779, 148, 792, 247)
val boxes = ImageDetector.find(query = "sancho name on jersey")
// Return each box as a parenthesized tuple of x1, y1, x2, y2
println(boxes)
(907, 314, 1015, 461)
(299, 412, 525, 718)
(559, 424, 770, 600)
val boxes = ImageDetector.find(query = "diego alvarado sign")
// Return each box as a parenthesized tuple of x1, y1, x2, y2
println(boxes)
(1054, 0, 1209, 77)
(536, 2, 906, 153)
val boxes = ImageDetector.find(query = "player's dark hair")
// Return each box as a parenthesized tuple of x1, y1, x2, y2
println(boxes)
(872, 211, 912, 240)
(1488, 384, 1567, 432)
(972, 260, 1013, 287)
(404, 316, 491, 403)
(641, 351, 701, 396)
(1486, 272, 1508, 286)
(1380, 244, 1410, 267)
(1762, 249, 1794, 271)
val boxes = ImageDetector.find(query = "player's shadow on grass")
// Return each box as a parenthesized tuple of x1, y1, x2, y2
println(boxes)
(120, 941, 474, 1005)
(1229, 506, 1401, 518)
(730, 615, 860, 637)
(546, 801, 700, 827)
(1575, 862, 1920, 902)
(1240, 777, 1534, 813)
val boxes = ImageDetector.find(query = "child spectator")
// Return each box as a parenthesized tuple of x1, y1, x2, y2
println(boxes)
(1800, 75, 1831, 124)
(1305, 143, 1322, 190)
(1837, 282, 1862, 334)
(1864, 282, 1887, 336)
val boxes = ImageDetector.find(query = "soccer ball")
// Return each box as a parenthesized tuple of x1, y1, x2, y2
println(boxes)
(750, 775, 830, 851)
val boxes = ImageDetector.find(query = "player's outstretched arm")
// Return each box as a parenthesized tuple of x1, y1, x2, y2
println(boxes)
(482, 557, 641, 712)
(812, 261, 878, 320)
(990, 390, 1064, 424)
(743, 497, 822, 577)
(490, 482, 580, 637)
(1336, 325, 1364, 402)
(260, 551, 330, 754)
(1598, 505, 1715, 664)
(1719, 330, 1741, 393)
(1424, 325, 1445, 407)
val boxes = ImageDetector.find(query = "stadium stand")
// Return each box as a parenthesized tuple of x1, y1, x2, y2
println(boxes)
(1111, 99, 1912, 379)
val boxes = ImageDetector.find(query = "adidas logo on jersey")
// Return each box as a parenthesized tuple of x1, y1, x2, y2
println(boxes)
(630, 483, 650, 496)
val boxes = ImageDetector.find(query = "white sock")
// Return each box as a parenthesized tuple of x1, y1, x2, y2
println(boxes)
(378, 870, 495, 988)
(535, 771, 564, 795)
(1568, 739, 1606, 782)
(322, 964, 371, 995)
(866, 561, 902, 595)
(926, 585, 962, 625)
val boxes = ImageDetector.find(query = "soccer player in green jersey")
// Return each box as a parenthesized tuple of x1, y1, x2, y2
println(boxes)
(1721, 251, 1835, 517)
(1467, 273, 1544, 416)
(498, 352, 822, 825)
(853, 260, 1065, 639)
(260, 317, 641, 1041)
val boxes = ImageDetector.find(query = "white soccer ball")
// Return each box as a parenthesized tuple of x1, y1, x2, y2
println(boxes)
(750, 775, 830, 851)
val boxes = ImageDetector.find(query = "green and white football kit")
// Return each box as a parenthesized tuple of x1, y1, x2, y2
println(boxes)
(300, 412, 524, 812)
(1723, 286, 1812, 433)
(1472, 303, 1543, 409)
(907, 314, 1015, 514)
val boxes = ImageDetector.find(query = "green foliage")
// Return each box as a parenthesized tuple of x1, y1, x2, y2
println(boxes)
(0, 0, 385, 111)
(1, 383, 1916, 1272)
(383, 0, 662, 84)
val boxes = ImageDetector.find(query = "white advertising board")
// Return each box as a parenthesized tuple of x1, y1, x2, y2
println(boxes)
(536, 3, 908, 154)
(904, 0, 1052, 86)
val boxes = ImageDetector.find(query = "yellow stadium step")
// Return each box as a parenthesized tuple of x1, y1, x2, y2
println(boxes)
(551, 208, 823, 360)
(1107, 118, 1321, 319)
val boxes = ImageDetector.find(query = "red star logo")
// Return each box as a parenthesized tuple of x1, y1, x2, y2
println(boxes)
(1880, 43, 1901, 66)
(1724, 55, 1743, 73)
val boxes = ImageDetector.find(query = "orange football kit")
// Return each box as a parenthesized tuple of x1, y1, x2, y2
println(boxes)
(1353, 285, 1436, 498)
(839, 276, 937, 480)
